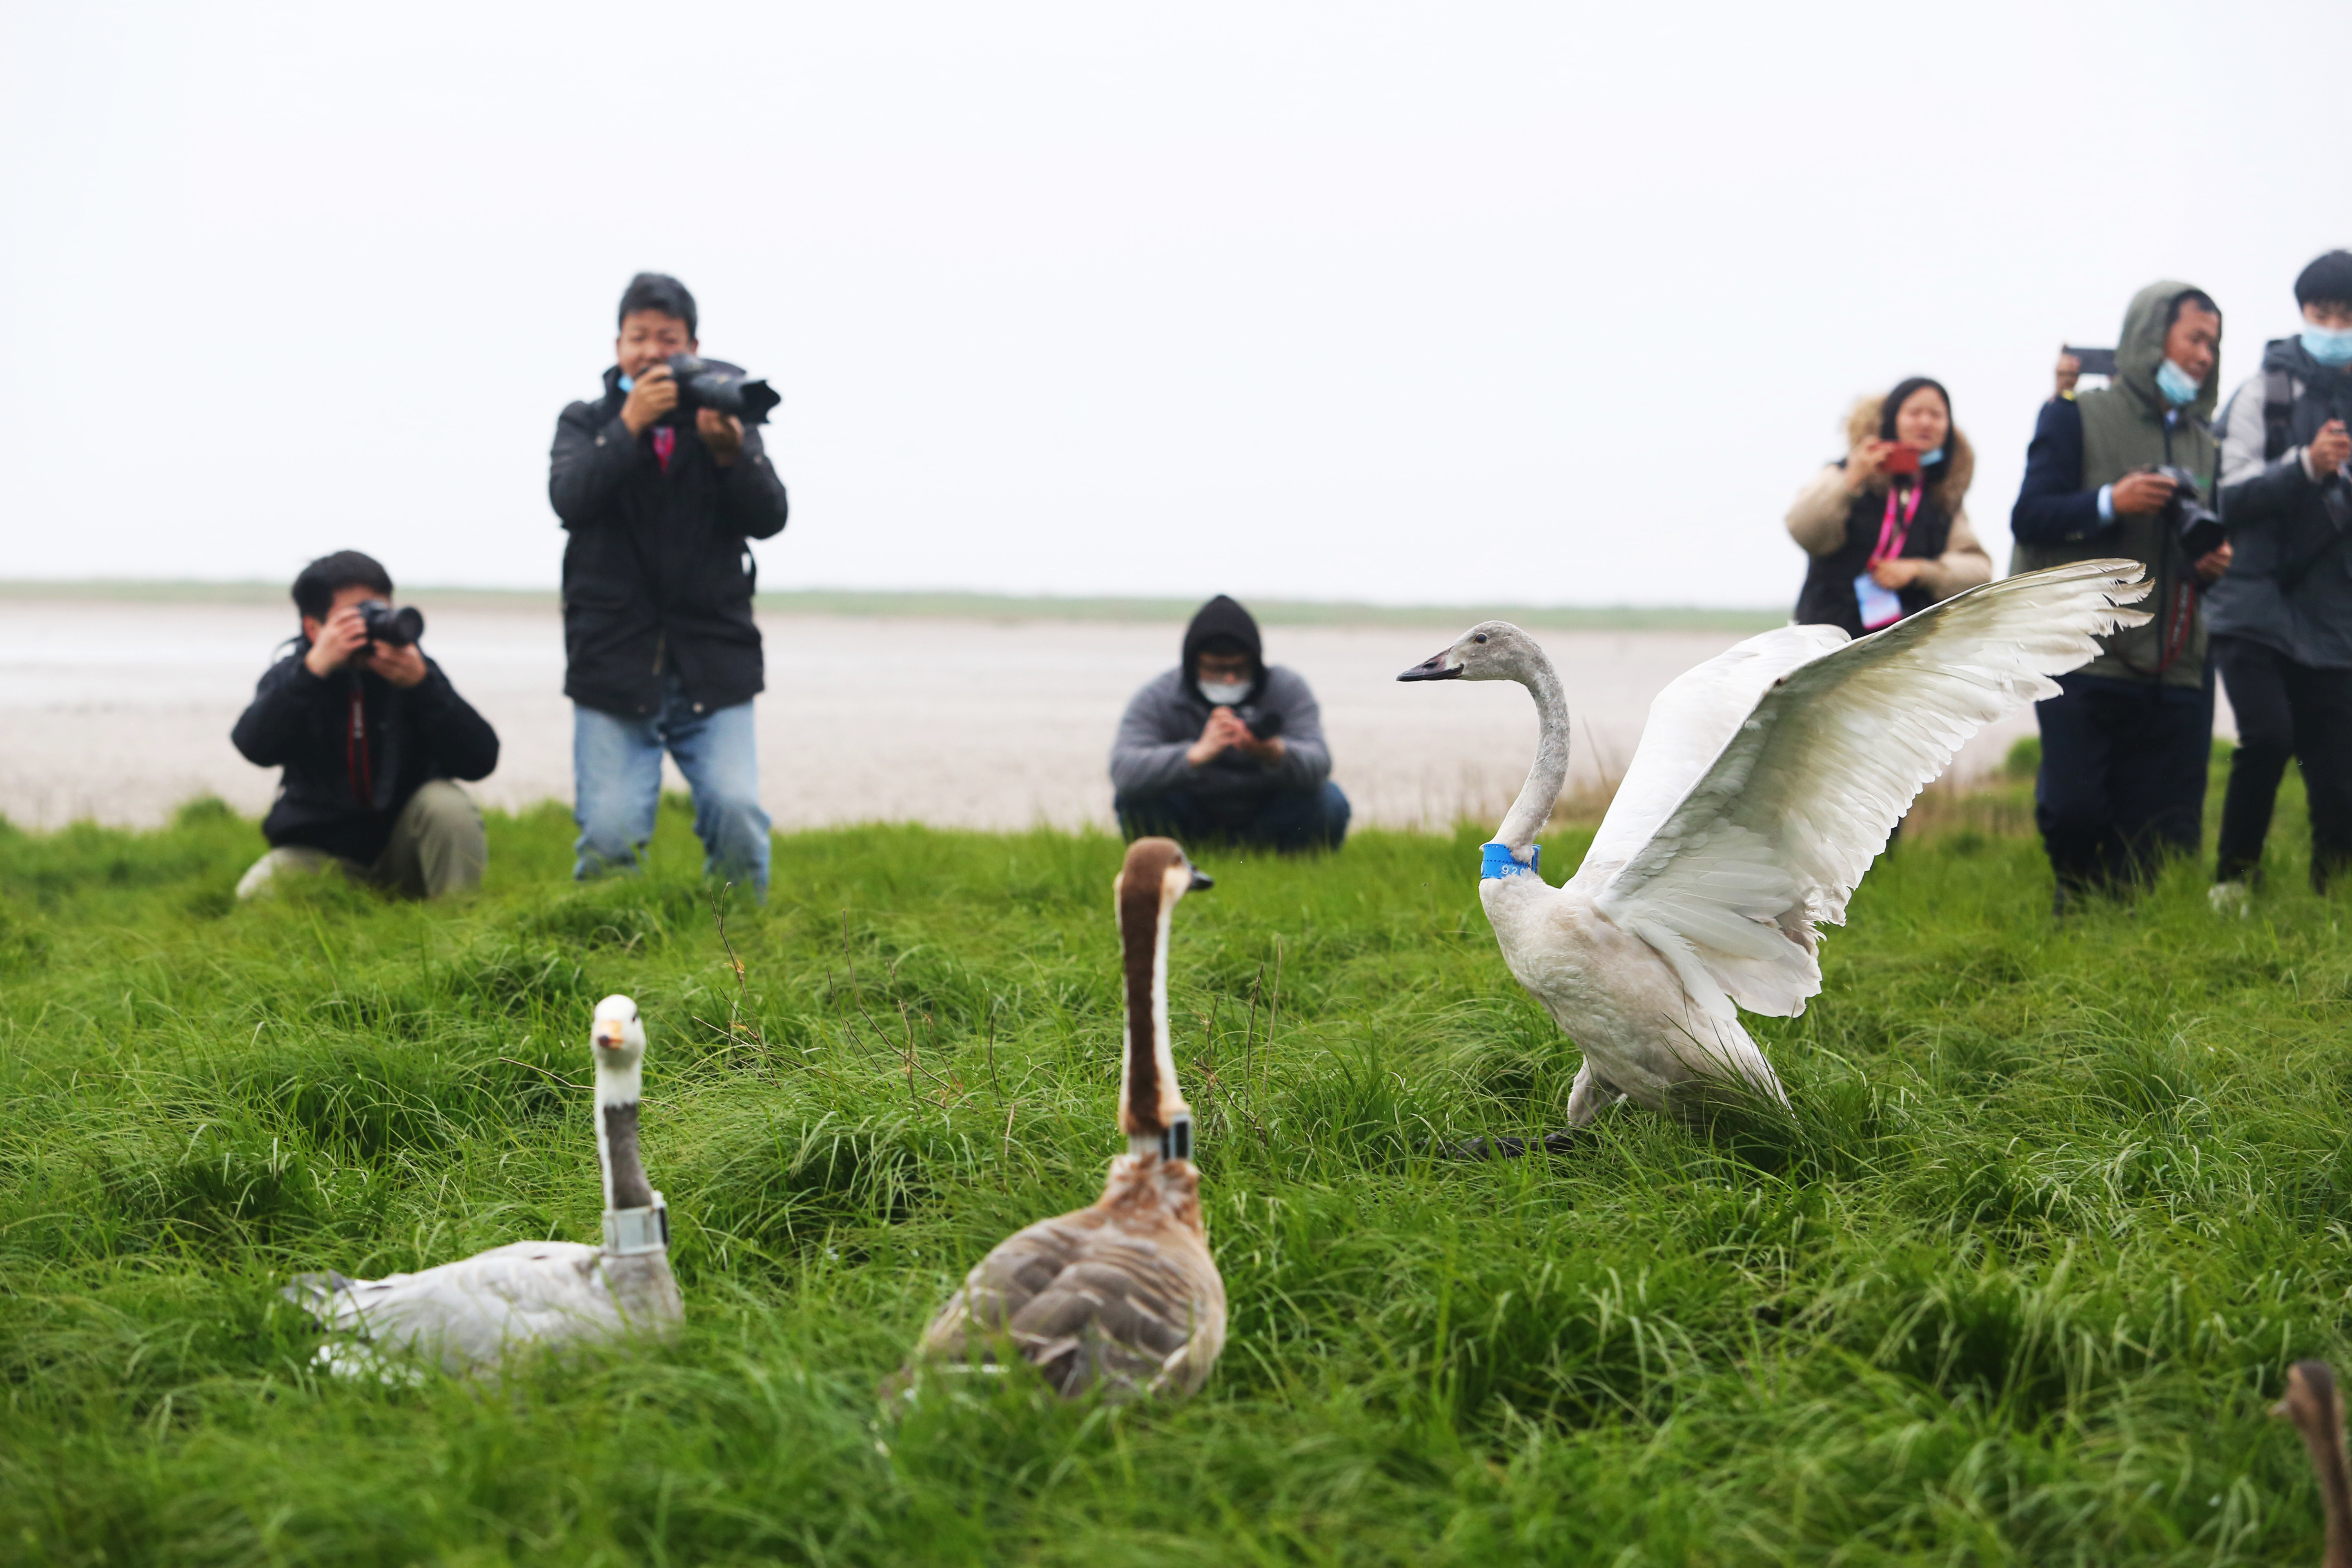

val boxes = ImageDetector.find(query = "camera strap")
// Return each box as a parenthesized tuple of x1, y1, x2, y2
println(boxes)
(344, 682, 374, 806)
(1871, 482, 1923, 564)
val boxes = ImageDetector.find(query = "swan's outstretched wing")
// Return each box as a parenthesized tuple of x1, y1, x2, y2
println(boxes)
(1575, 624, 1849, 887)
(1592, 561, 2150, 1019)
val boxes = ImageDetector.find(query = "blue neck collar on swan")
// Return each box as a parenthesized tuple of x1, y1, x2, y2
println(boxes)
(1481, 841, 1540, 879)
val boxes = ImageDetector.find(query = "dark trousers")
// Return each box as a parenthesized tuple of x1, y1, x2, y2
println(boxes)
(1115, 781, 1352, 853)
(2212, 634, 2352, 892)
(2034, 673, 2213, 898)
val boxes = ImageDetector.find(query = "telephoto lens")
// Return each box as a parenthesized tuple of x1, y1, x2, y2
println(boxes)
(664, 354, 782, 425)
(356, 600, 425, 647)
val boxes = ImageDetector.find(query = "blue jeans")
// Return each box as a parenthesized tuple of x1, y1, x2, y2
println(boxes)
(1114, 780, 1351, 853)
(574, 678, 772, 900)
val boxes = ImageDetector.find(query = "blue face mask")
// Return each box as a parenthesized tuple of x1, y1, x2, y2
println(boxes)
(1918, 446, 1945, 467)
(2155, 357, 2203, 407)
(2303, 325, 2352, 368)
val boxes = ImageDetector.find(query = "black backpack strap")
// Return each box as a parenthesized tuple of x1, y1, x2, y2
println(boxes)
(2264, 365, 2295, 461)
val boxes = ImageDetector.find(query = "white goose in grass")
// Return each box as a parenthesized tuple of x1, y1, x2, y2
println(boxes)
(889, 836, 1225, 1402)
(284, 993, 683, 1376)
(1398, 560, 2152, 1143)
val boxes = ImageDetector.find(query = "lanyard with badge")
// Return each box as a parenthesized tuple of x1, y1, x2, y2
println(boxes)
(1853, 481, 1922, 632)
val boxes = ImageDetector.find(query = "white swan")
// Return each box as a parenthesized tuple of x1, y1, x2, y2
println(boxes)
(1398, 560, 2151, 1134)
(888, 837, 1226, 1402)
(284, 993, 683, 1376)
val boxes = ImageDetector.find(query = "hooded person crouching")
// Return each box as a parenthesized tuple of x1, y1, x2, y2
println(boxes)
(1110, 595, 1350, 853)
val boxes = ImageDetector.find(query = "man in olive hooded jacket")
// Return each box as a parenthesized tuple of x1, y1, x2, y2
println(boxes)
(2011, 280, 2232, 907)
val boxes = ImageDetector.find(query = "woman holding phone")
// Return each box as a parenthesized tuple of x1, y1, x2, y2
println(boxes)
(1786, 377, 1992, 637)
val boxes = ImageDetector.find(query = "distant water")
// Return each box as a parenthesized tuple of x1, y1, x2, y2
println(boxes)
(1, 598, 2200, 832)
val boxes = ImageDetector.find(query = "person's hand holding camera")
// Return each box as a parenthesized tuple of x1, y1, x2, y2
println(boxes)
(697, 408, 744, 467)
(2054, 350, 2082, 401)
(1844, 439, 1894, 493)
(620, 364, 680, 437)
(2109, 469, 2179, 519)
(2194, 540, 2234, 585)
(368, 640, 429, 688)
(303, 604, 374, 678)
(2307, 419, 2351, 481)
(1187, 707, 1254, 767)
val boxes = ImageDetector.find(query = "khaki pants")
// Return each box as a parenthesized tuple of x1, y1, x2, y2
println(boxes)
(236, 780, 486, 902)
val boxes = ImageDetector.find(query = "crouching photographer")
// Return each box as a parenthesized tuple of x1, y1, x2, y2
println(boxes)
(230, 551, 500, 901)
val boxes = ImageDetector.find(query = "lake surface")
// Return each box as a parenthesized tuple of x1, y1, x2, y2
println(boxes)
(1, 598, 2207, 833)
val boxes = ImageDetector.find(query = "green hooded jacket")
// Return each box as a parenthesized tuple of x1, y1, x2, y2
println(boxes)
(2013, 279, 2222, 688)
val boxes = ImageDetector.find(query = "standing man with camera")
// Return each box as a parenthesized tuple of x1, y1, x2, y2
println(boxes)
(231, 551, 499, 900)
(549, 273, 789, 901)
(2203, 251, 2352, 908)
(2011, 280, 2231, 909)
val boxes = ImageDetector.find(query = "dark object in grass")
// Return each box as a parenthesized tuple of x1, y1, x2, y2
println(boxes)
(2272, 1359, 2352, 1568)
(1445, 1129, 1582, 1160)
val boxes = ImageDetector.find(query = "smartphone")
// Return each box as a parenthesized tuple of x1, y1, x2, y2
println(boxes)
(2064, 345, 2118, 377)
(1880, 445, 1920, 477)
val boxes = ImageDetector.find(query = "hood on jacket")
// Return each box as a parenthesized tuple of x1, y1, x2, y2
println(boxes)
(1843, 391, 1974, 514)
(1181, 595, 1265, 693)
(2115, 279, 2221, 421)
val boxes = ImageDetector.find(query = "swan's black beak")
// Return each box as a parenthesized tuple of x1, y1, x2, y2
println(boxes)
(1396, 651, 1461, 682)
(1189, 869, 1214, 892)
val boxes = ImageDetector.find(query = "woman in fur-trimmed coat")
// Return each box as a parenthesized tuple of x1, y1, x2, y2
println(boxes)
(1786, 378, 1993, 638)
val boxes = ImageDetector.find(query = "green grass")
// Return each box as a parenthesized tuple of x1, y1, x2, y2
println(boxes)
(3, 771, 2350, 1565)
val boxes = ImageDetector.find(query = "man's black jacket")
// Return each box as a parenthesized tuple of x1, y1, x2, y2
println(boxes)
(548, 363, 790, 717)
(230, 649, 500, 862)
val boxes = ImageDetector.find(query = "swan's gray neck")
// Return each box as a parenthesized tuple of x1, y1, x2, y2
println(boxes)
(594, 1059, 655, 1211)
(1497, 655, 1569, 853)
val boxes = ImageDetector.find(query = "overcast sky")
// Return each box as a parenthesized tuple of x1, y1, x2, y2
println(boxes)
(2, 1, 2338, 607)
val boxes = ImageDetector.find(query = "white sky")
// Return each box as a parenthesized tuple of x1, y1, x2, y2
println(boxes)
(2, 1, 2339, 608)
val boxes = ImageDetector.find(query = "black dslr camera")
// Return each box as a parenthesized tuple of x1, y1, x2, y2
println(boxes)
(356, 599, 424, 648)
(2149, 465, 2226, 562)
(663, 354, 781, 426)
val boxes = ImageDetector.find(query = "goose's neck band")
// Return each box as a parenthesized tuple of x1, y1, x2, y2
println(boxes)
(602, 1193, 670, 1256)
(1481, 841, 1541, 879)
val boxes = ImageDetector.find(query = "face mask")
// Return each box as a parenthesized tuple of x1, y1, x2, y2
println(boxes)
(2303, 325, 2352, 368)
(1198, 679, 1251, 705)
(2155, 357, 2203, 407)
(1918, 446, 1945, 467)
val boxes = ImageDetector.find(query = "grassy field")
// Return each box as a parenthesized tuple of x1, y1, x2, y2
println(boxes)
(4, 766, 2350, 1566)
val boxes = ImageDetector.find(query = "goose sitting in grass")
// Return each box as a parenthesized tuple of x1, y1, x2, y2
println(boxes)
(889, 836, 1225, 1402)
(284, 993, 682, 1377)
(2275, 1360, 2352, 1568)
(1398, 560, 2150, 1145)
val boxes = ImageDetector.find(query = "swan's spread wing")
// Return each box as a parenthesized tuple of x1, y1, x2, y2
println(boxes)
(913, 1209, 1219, 1398)
(1577, 625, 1849, 886)
(1592, 561, 2150, 1018)
(286, 1241, 616, 1371)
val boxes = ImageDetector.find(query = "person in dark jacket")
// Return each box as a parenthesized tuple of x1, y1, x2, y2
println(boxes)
(230, 551, 499, 900)
(1786, 378, 1992, 637)
(2204, 251, 2352, 906)
(549, 273, 789, 900)
(1111, 595, 1349, 853)
(2011, 281, 2232, 909)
